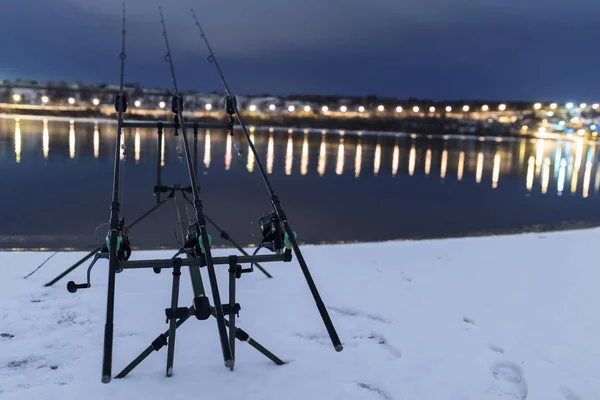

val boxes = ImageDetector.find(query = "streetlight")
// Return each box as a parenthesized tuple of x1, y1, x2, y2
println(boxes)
(463, 105, 470, 112)
(547, 111, 554, 117)
(580, 103, 587, 109)
(288, 105, 296, 112)
(41, 95, 49, 104)
(429, 106, 435, 112)
(482, 105, 489, 111)
(550, 103, 557, 109)
(377, 105, 384, 112)
(566, 102, 574, 109)
(68, 97, 75, 105)
(12, 94, 21, 102)
(92, 98, 100, 106)
(446, 106, 452, 112)
(322, 106, 329, 112)
(159, 101, 166, 109)
(413, 106, 420, 113)
(358, 106, 365, 112)
(593, 104, 599, 110)
(498, 104, 507, 111)
(269, 104, 276, 111)
(249, 104, 257, 111)
(304, 105, 311, 112)
(134, 100, 141, 107)
(340, 105, 347, 112)
(395, 106, 402, 113)
(205, 103, 212, 111)
(534, 103, 542, 110)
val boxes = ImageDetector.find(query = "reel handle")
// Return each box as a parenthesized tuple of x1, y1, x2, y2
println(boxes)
(67, 281, 90, 293)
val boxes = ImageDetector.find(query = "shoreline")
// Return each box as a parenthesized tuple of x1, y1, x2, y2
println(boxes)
(3, 219, 599, 252)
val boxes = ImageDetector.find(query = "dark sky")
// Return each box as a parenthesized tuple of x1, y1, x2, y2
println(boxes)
(1, 0, 599, 101)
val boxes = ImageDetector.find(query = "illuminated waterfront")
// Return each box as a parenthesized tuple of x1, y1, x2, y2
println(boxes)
(2, 117, 600, 250)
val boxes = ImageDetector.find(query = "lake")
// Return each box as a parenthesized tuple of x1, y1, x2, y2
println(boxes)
(1, 116, 599, 250)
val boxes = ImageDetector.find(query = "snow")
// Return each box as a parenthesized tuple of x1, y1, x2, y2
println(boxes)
(1, 229, 599, 400)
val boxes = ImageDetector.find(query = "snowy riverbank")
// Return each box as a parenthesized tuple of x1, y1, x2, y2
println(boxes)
(1, 229, 599, 399)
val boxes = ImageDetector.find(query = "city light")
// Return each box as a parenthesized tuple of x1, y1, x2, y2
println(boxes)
(304, 105, 311, 112)
(559, 121, 566, 126)
(482, 105, 489, 111)
(534, 103, 542, 110)
(591, 125, 597, 130)
(395, 106, 402, 113)
(413, 106, 420, 113)
(288, 105, 296, 112)
(429, 106, 435, 112)
(92, 98, 100, 106)
(566, 102, 574, 109)
(134, 100, 141, 107)
(446, 106, 452, 112)
(463, 105, 470, 112)
(205, 103, 212, 111)
(12, 94, 21, 102)
(322, 106, 329, 112)
(269, 104, 276, 111)
(578, 129, 586, 136)
(538, 127, 547, 133)
(547, 111, 554, 117)
(498, 104, 506, 111)
(550, 103, 557, 109)
(249, 104, 257, 111)
(358, 106, 365, 112)
(159, 101, 166, 109)
(377, 105, 384, 112)
(580, 103, 587, 109)
(522, 125, 528, 131)
(68, 97, 75, 105)
(593, 104, 599, 110)
(41, 95, 49, 104)
(571, 117, 580, 123)
(340, 105, 347, 112)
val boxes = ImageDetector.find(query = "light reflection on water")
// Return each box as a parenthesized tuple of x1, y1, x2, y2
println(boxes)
(3, 117, 600, 250)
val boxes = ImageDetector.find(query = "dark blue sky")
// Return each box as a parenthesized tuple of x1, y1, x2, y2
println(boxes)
(1, 0, 599, 101)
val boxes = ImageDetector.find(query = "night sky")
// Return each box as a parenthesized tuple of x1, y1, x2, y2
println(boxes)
(1, 0, 599, 101)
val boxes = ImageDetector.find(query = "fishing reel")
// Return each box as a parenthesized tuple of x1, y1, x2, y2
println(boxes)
(258, 211, 285, 253)
(101, 218, 132, 262)
(66, 218, 132, 294)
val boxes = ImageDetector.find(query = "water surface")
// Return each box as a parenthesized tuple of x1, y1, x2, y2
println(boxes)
(1, 117, 599, 250)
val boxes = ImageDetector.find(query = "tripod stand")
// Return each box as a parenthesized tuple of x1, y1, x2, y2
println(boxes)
(65, 119, 288, 378)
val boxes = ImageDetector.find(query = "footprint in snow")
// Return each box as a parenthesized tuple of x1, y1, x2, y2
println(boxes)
(560, 386, 584, 400)
(483, 362, 528, 399)
(488, 344, 505, 354)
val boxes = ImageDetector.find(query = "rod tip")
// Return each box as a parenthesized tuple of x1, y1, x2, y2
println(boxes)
(225, 359, 234, 369)
(335, 344, 343, 352)
(102, 375, 111, 384)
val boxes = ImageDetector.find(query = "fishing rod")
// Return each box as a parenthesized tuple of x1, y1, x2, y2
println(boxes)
(102, 2, 128, 383)
(190, 10, 343, 352)
(158, 6, 233, 369)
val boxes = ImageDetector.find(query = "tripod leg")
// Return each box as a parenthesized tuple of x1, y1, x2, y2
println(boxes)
(166, 259, 183, 377)
(115, 306, 284, 379)
(115, 312, 192, 379)
(228, 257, 236, 369)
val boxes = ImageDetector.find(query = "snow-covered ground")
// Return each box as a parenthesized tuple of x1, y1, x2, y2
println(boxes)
(1, 229, 599, 399)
